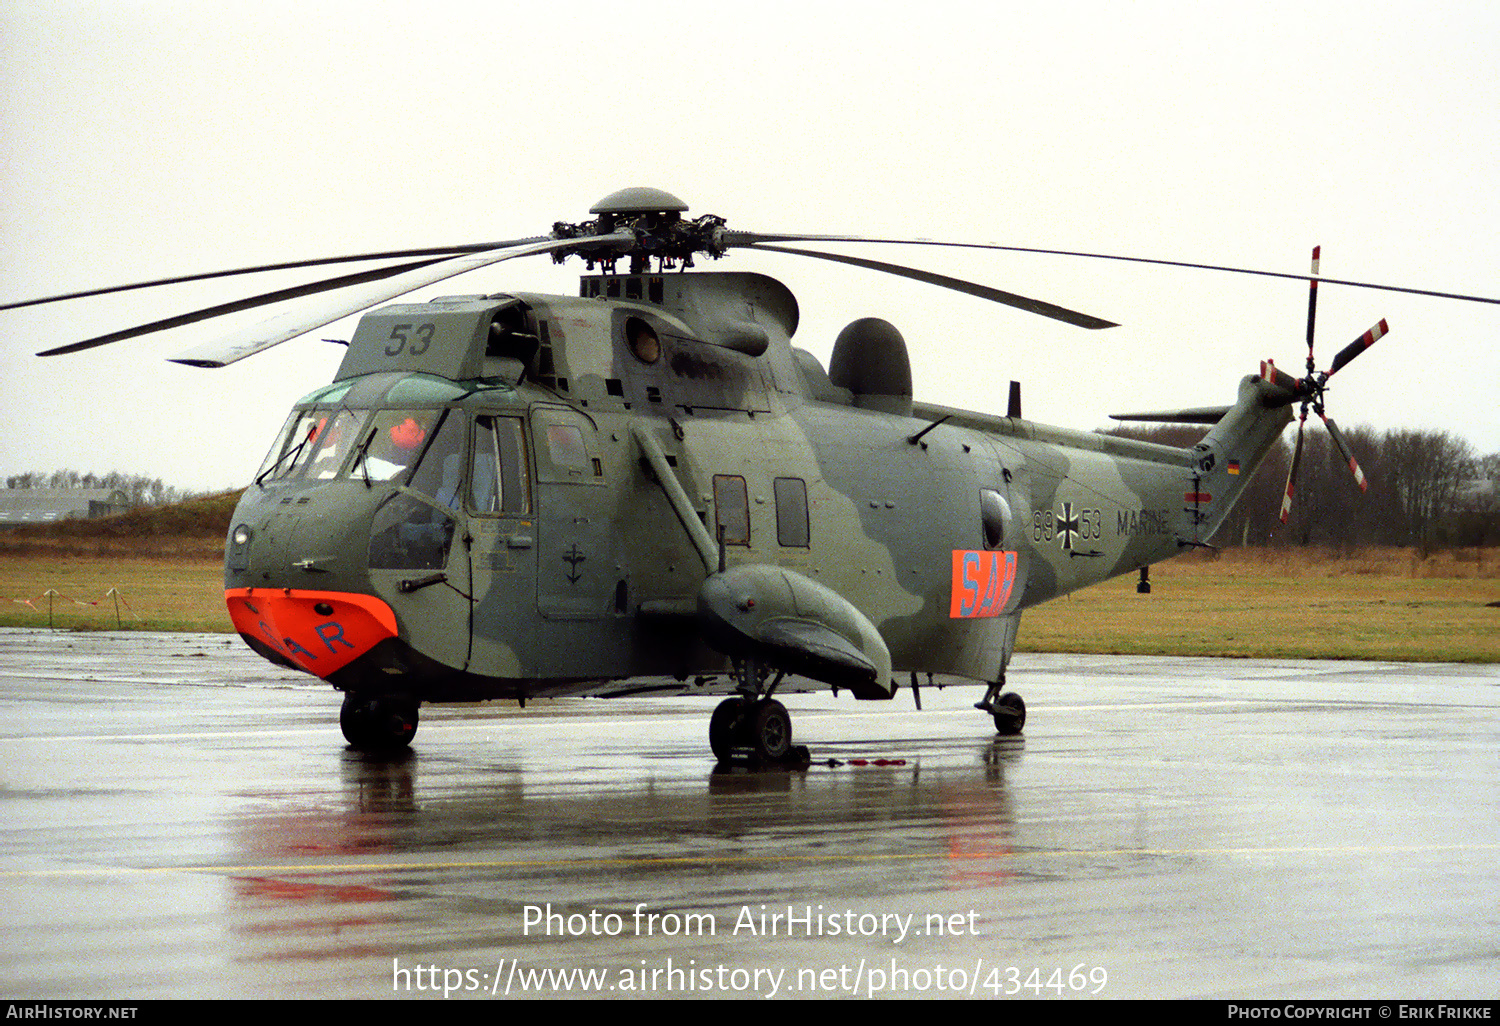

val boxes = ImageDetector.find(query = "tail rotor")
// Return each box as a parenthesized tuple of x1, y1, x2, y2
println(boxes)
(1267, 247, 1387, 523)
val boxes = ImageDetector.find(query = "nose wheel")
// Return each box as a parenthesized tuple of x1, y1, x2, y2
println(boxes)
(340, 692, 419, 752)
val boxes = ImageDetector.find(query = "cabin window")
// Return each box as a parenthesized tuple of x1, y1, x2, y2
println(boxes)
(774, 477, 810, 548)
(981, 488, 1011, 549)
(713, 474, 750, 546)
(531, 408, 604, 485)
(546, 424, 589, 472)
(627, 317, 660, 364)
(470, 415, 530, 515)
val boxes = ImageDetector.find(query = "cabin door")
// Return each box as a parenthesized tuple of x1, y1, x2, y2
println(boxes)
(465, 413, 538, 676)
(529, 405, 617, 621)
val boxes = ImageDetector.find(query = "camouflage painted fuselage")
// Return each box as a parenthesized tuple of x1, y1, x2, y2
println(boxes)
(223, 270, 1291, 702)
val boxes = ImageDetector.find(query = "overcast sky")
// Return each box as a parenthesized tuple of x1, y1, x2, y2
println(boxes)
(2, 0, 1496, 493)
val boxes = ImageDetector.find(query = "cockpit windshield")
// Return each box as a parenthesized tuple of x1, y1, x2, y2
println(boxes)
(257, 407, 441, 485)
(256, 408, 370, 483)
(348, 409, 443, 483)
(255, 405, 526, 514)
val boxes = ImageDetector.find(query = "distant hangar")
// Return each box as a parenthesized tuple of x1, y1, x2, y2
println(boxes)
(0, 489, 129, 529)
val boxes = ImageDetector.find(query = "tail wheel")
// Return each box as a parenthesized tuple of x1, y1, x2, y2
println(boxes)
(992, 692, 1026, 736)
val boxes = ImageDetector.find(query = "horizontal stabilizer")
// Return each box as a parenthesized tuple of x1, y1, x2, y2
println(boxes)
(1109, 406, 1232, 425)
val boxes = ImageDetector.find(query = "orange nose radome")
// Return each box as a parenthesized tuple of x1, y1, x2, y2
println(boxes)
(226, 588, 398, 677)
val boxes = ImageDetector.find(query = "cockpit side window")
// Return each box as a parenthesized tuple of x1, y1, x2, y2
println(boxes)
(471, 415, 530, 515)
(406, 410, 465, 508)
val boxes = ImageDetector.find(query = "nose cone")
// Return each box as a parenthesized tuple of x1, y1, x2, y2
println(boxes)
(224, 482, 398, 678)
(226, 588, 397, 678)
(226, 481, 388, 590)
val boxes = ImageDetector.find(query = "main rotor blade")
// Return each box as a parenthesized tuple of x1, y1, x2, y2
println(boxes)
(725, 232, 1500, 307)
(167, 234, 634, 368)
(1326, 319, 1389, 377)
(2, 238, 547, 313)
(36, 256, 453, 357)
(746, 243, 1116, 330)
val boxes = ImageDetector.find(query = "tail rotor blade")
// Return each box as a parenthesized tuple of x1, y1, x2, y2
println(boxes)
(1305, 246, 1320, 370)
(1327, 319, 1389, 377)
(1280, 414, 1307, 523)
(1260, 358, 1302, 394)
(1320, 413, 1369, 492)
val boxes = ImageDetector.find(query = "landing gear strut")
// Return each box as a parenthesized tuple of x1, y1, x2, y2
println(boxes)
(709, 661, 808, 765)
(340, 692, 419, 752)
(976, 679, 1026, 736)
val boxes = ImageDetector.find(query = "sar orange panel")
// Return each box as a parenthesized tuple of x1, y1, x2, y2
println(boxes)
(225, 588, 398, 677)
(949, 550, 1018, 618)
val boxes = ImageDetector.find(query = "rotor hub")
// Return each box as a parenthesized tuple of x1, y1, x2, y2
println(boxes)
(588, 186, 689, 217)
(554, 187, 727, 274)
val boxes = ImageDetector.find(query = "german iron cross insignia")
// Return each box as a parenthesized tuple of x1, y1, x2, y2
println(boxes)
(1056, 501, 1081, 551)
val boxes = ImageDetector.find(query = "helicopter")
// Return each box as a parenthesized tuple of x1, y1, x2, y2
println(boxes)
(9, 186, 1494, 764)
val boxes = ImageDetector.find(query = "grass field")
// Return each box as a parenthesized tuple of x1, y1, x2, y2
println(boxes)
(0, 549, 229, 633)
(1019, 546, 1500, 663)
(1, 538, 1495, 662)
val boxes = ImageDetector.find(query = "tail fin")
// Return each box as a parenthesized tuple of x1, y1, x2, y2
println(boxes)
(1189, 375, 1297, 540)
(1112, 373, 1296, 545)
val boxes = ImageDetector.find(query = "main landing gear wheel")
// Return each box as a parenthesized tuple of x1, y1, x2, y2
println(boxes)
(751, 700, 793, 761)
(709, 696, 748, 762)
(340, 692, 419, 752)
(709, 696, 798, 764)
(992, 691, 1026, 736)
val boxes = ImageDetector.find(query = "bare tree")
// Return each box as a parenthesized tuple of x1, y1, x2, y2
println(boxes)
(1453, 452, 1500, 551)
(1380, 430, 1476, 553)
(4, 469, 186, 507)
(1106, 424, 1482, 552)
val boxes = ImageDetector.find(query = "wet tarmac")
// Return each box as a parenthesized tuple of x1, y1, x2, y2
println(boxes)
(0, 628, 1495, 999)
